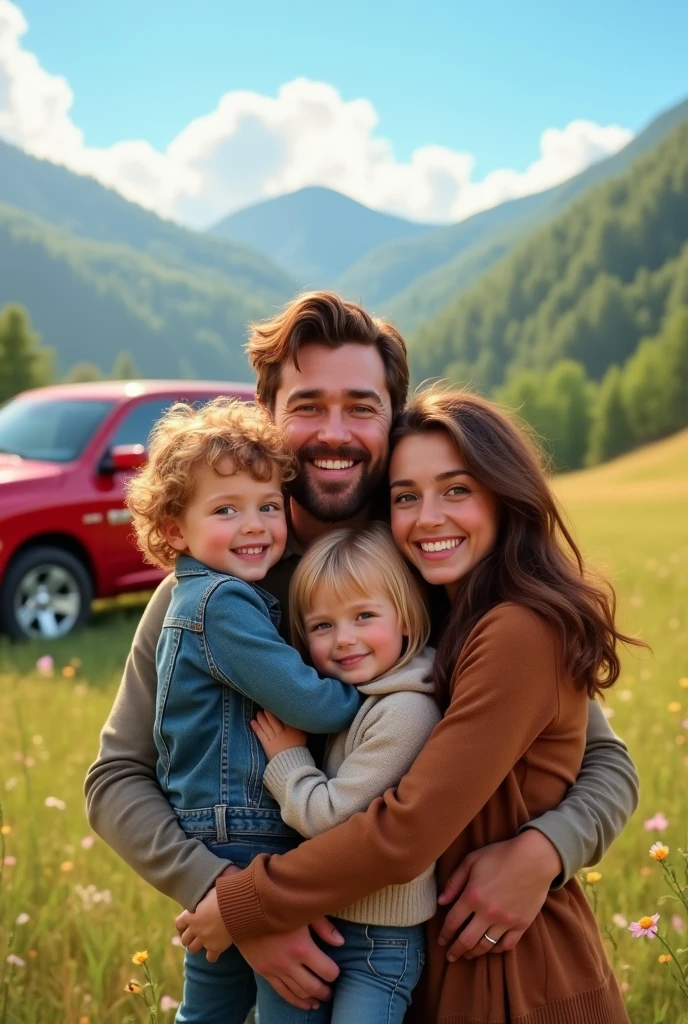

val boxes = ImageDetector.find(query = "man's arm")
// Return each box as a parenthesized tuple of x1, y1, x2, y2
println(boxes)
(84, 575, 229, 909)
(520, 699, 639, 886)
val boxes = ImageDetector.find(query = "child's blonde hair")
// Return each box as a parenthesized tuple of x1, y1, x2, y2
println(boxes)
(290, 522, 430, 671)
(127, 397, 296, 569)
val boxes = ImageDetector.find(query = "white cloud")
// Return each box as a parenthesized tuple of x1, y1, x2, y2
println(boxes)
(0, 0, 633, 228)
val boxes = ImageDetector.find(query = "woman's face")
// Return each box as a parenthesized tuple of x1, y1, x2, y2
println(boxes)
(390, 430, 500, 594)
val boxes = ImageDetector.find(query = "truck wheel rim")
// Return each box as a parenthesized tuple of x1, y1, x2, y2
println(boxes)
(13, 564, 82, 639)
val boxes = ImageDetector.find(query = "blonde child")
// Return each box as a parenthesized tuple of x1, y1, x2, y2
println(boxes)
(126, 397, 363, 1024)
(252, 522, 441, 1024)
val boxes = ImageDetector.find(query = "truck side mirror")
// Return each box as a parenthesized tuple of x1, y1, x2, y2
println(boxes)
(107, 444, 148, 472)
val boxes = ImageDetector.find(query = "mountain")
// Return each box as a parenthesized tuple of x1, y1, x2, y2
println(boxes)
(0, 139, 298, 300)
(0, 201, 280, 380)
(409, 119, 688, 390)
(338, 97, 688, 332)
(210, 186, 435, 285)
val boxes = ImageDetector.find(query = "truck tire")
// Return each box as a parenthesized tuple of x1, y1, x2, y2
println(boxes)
(0, 545, 93, 640)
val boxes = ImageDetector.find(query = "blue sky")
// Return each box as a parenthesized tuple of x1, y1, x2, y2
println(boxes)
(3, 0, 687, 226)
(19, 0, 687, 172)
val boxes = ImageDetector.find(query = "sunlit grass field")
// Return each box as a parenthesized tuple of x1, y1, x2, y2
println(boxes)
(1, 431, 688, 1023)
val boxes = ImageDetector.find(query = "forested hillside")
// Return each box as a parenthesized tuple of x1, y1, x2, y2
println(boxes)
(0, 203, 274, 380)
(211, 186, 433, 284)
(411, 120, 688, 390)
(0, 139, 298, 299)
(339, 97, 688, 331)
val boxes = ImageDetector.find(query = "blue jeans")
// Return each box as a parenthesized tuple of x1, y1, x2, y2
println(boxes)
(176, 840, 426, 1024)
(257, 919, 426, 1024)
(176, 838, 298, 1024)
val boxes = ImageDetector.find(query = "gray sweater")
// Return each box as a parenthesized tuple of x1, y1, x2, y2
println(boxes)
(264, 649, 441, 926)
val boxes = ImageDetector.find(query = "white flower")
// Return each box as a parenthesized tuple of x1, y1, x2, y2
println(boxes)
(15, 913, 30, 926)
(80, 835, 95, 850)
(4, 777, 17, 791)
(160, 995, 180, 1012)
(44, 796, 66, 810)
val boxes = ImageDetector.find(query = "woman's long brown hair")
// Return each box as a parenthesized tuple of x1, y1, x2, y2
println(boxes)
(390, 390, 644, 708)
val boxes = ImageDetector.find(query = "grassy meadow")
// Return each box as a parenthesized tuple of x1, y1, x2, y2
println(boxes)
(1, 430, 688, 1022)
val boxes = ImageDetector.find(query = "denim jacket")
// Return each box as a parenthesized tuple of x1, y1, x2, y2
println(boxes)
(154, 555, 361, 847)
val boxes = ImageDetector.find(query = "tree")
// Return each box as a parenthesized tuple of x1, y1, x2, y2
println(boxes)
(110, 350, 139, 379)
(0, 303, 52, 402)
(587, 366, 634, 464)
(64, 361, 104, 383)
(545, 361, 592, 470)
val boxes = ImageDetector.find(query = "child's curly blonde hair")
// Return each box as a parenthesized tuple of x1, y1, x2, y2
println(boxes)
(126, 397, 297, 569)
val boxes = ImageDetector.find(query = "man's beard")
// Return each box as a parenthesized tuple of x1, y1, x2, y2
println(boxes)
(288, 445, 388, 523)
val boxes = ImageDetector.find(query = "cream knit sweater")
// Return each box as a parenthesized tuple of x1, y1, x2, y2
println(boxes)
(262, 648, 441, 926)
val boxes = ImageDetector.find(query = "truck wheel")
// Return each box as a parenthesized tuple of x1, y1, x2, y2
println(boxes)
(0, 546, 93, 640)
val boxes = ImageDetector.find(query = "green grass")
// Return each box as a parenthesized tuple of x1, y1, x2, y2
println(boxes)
(1, 432, 688, 1022)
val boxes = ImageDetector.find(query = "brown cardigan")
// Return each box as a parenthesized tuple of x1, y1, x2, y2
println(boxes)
(217, 603, 628, 1023)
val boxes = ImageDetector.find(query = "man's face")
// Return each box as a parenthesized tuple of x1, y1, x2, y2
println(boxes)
(272, 343, 393, 522)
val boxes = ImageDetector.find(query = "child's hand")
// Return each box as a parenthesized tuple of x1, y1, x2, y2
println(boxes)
(251, 709, 307, 759)
(175, 884, 233, 963)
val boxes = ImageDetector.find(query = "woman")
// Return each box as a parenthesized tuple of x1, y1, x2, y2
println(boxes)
(187, 390, 637, 1022)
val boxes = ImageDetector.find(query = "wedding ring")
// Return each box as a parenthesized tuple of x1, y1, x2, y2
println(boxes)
(483, 932, 498, 945)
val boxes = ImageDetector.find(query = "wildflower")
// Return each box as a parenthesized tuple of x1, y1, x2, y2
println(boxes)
(15, 913, 29, 925)
(680, 678, 688, 689)
(672, 914, 686, 934)
(79, 1018, 90, 1024)
(620, 981, 630, 994)
(74, 883, 112, 910)
(4, 855, 16, 867)
(640, 866, 653, 878)
(682, 719, 688, 730)
(5, 777, 17, 791)
(161, 995, 180, 1012)
(6, 954, 25, 967)
(629, 913, 660, 938)
(44, 796, 67, 810)
(643, 812, 668, 832)
(60, 860, 74, 872)
(24, 756, 35, 767)
(586, 872, 602, 884)
(32, 734, 43, 745)
(658, 954, 672, 964)
(80, 835, 95, 850)
(601, 707, 615, 719)
(35, 655, 54, 676)
(612, 914, 628, 928)
(132, 950, 149, 965)
(668, 702, 681, 713)
(62, 665, 76, 678)
(171, 935, 183, 947)
(28, 950, 38, 959)
(618, 689, 633, 702)
(0, 824, 10, 835)
(124, 981, 142, 994)
(676, 735, 685, 746)
(649, 842, 669, 861)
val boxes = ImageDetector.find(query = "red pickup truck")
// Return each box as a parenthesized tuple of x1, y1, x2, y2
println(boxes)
(0, 379, 254, 639)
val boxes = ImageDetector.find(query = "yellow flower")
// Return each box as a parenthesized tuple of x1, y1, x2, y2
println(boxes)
(668, 702, 681, 713)
(60, 860, 74, 872)
(79, 1018, 90, 1024)
(658, 954, 673, 964)
(28, 950, 38, 959)
(0, 825, 11, 835)
(124, 981, 142, 994)
(62, 665, 76, 678)
(680, 678, 688, 689)
(649, 842, 670, 861)
(586, 871, 602, 884)
(131, 950, 149, 965)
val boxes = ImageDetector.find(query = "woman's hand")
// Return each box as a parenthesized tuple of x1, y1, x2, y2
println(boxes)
(436, 830, 562, 960)
(251, 709, 308, 760)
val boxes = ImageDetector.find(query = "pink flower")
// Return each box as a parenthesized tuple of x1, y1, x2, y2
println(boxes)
(629, 913, 660, 938)
(35, 655, 54, 676)
(6, 954, 25, 967)
(80, 835, 95, 850)
(160, 995, 180, 1012)
(3, 856, 16, 867)
(170, 935, 183, 947)
(672, 914, 686, 934)
(643, 812, 669, 832)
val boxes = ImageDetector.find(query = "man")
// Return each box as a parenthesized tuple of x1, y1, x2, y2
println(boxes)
(85, 292, 638, 1012)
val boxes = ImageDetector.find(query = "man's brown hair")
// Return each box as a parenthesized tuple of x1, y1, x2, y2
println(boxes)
(246, 291, 409, 418)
